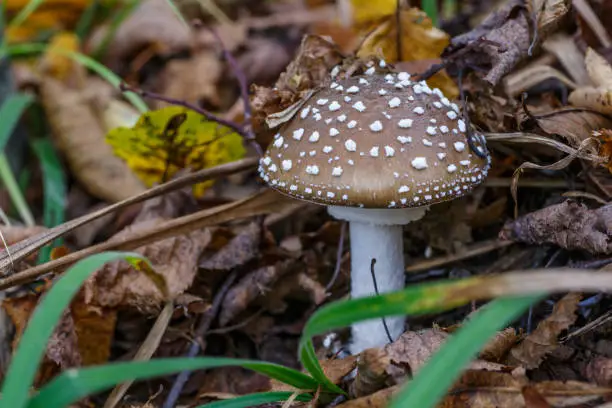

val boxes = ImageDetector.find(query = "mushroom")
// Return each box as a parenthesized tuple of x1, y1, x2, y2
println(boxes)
(258, 71, 491, 353)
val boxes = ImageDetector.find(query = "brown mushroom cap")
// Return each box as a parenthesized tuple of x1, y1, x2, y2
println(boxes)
(258, 72, 490, 208)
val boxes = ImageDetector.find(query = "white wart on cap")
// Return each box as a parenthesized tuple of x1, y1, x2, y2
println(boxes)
(258, 73, 491, 208)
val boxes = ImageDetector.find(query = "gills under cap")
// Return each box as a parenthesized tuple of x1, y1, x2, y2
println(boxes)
(258, 72, 491, 208)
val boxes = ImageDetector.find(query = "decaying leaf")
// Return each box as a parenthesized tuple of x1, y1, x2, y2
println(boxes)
(40, 76, 147, 202)
(83, 192, 211, 312)
(479, 327, 520, 363)
(508, 293, 582, 369)
(350, 347, 391, 398)
(443, 0, 570, 86)
(569, 48, 612, 115)
(523, 108, 612, 152)
(106, 105, 246, 197)
(356, 7, 458, 98)
(585, 356, 612, 386)
(500, 200, 612, 254)
(250, 35, 344, 137)
(3, 291, 116, 386)
(199, 222, 261, 271)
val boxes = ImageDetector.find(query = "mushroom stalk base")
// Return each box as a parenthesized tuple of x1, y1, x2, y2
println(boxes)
(327, 206, 428, 354)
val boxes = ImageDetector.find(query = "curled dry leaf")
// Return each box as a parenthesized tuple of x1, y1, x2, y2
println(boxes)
(250, 34, 344, 137)
(569, 48, 612, 115)
(522, 108, 612, 153)
(500, 200, 612, 254)
(83, 193, 212, 312)
(86, 0, 191, 70)
(444, 0, 570, 86)
(40, 77, 147, 202)
(508, 293, 582, 369)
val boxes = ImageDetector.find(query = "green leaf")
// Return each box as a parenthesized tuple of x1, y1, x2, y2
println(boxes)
(28, 359, 319, 408)
(0, 93, 35, 225)
(31, 138, 66, 263)
(0, 93, 33, 150)
(299, 340, 344, 394)
(196, 391, 312, 408)
(389, 295, 542, 408)
(0, 252, 155, 408)
(5, 43, 148, 113)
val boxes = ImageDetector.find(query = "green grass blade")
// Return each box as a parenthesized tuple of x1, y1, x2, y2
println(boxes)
(196, 391, 312, 408)
(6, 43, 148, 113)
(28, 359, 318, 408)
(75, 0, 101, 41)
(0, 93, 34, 149)
(422, 0, 439, 26)
(31, 138, 66, 262)
(0, 152, 34, 225)
(299, 340, 343, 394)
(389, 295, 542, 408)
(0, 251, 154, 408)
(7, 0, 45, 30)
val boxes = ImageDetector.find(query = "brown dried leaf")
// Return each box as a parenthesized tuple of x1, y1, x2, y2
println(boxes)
(567, 48, 612, 114)
(337, 385, 400, 408)
(508, 293, 582, 369)
(83, 193, 211, 311)
(200, 222, 261, 271)
(40, 76, 146, 202)
(71, 300, 117, 366)
(0, 225, 48, 245)
(156, 51, 224, 110)
(218, 260, 292, 326)
(480, 327, 519, 363)
(250, 35, 344, 137)
(86, 0, 190, 70)
(444, 0, 570, 86)
(527, 108, 612, 151)
(350, 348, 391, 398)
(500, 200, 612, 254)
(270, 355, 357, 393)
(441, 370, 529, 408)
(585, 356, 612, 386)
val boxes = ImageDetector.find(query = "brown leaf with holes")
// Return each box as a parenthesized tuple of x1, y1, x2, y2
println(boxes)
(500, 200, 612, 254)
(83, 192, 211, 312)
(508, 293, 582, 369)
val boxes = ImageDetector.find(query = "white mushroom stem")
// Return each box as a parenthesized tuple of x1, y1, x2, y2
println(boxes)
(327, 206, 429, 354)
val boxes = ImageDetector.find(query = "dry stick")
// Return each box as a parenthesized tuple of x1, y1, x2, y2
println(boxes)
(0, 187, 279, 290)
(325, 221, 347, 292)
(0, 157, 258, 275)
(162, 270, 239, 408)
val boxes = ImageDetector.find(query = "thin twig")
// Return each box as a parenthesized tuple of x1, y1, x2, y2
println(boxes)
(326, 221, 347, 292)
(162, 270, 239, 408)
(120, 83, 247, 139)
(370, 258, 393, 344)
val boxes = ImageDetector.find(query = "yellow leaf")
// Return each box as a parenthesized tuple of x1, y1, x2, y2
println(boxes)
(40, 31, 80, 80)
(350, 0, 397, 25)
(106, 106, 247, 197)
(356, 7, 459, 98)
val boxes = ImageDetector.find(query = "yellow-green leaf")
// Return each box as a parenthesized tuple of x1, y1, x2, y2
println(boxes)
(106, 105, 246, 197)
